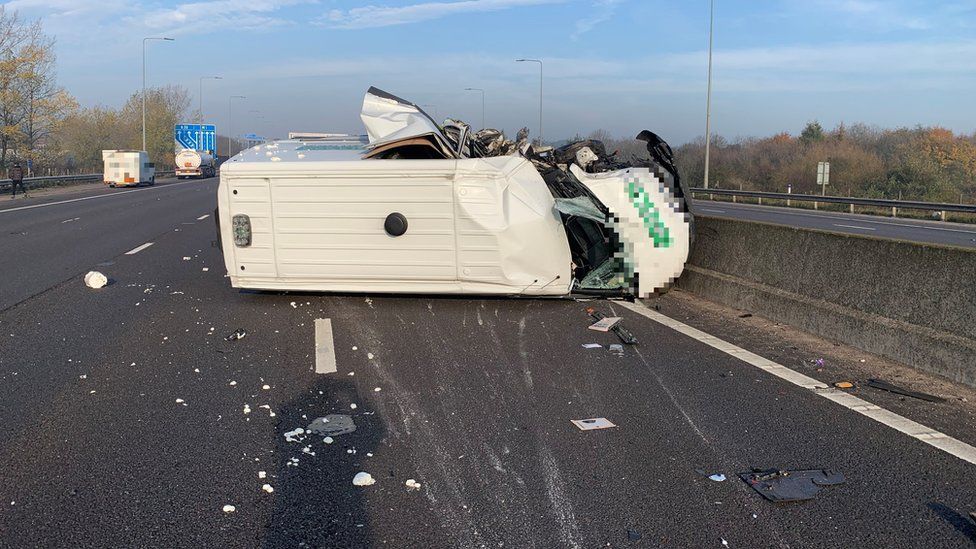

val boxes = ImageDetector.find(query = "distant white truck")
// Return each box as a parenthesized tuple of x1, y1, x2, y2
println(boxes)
(102, 150, 155, 187)
(175, 148, 216, 179)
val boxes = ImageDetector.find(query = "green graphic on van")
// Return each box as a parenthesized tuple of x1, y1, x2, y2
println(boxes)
(627, 179, 672, 248)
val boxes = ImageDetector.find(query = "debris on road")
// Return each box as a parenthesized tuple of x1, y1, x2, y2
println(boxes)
(323, 437, 334, 444)
(738, 313, 753, 318)
(350, 403, 358, 410)
(588, 316, 622, 332)
(405, 479, 422, 491)
(581, 343, 602, 349)
(571, 417, 617, 431)
(695, 469, 726, 482)
(284, 428, 306, 443)
(182, 256, 191, 261)
(352, 472, 375, 486)
(586, 307, 638, 345)
(243, 404, 251, 415)
(175, 398, 187, 406)
(626, 529, 642, 541)
(740, 468, 845, 503)
(222, 505, 236, 513)
(609, 344, 624, 356)
(834, 381, 854, 389)
(262, 384, 270, 390)
(262, 484, 274, 493)
(866, 378, 945, 403)
(307, 414, 357, 437)
(84, 271, 108, 289)
(225, 329, 247, 341)
(258, 471, 267, 479)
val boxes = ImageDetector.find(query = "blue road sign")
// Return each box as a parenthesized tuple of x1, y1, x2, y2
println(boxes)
(174, 124, 217, 152)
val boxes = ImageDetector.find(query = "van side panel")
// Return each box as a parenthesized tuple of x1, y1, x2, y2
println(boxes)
(269, 176, 457, 283)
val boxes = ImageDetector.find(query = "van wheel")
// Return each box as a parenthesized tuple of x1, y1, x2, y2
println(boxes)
(149, 177, 155, 186)
(109, 184, 116, 188)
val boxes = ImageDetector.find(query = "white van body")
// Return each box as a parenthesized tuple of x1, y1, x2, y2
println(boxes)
(102, 150, 155, 187)
(218, 138, 574, 295)
(216, 87, 690, 298)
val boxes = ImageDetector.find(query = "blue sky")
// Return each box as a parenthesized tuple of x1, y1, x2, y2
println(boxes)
(4, 0, 976, 144)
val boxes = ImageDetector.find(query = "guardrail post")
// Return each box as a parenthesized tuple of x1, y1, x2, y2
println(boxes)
(849, 203, 854, 214)
(758, 196, 763, 205)
(891, 206, 897, 217)
(814, 201, 818, 210)
(940, 210, 947, 222)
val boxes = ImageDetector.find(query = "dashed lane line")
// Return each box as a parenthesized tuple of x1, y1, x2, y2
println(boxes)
(619, 301, 976, 467)
(124, 242, 154, 255)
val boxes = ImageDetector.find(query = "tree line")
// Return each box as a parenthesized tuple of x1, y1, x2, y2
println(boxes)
(595, 122, 976, 203)
(0, 8, 192, 176)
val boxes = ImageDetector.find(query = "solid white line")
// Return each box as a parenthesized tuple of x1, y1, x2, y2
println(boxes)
(702, 208, 726, 213)
(124, 242, 154, 255)
(834, 223, 876, 231)
(314, 318, 338, 374)
(619, 301, 976, 467)
(196, 214, 210, 220)
(0, 179, 203, 216)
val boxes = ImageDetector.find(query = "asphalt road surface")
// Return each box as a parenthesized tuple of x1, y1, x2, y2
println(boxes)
(1, 182, 975, 548)
(692, 199, 976, 249)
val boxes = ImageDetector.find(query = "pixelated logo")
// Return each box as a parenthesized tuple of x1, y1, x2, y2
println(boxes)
(626, 178, 673, 248)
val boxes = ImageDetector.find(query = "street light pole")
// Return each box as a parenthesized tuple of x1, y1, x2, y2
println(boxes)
(228, 95, 246, 158)
(142, 37, 174, 152)
(464, 87, 485, 129)
(516, 59, 543, 144)
(199, 76, 221, 152)
(703, 0, 715, 189)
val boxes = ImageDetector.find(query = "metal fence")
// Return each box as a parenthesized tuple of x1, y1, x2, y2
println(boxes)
(690, 187, 976, 218)
(2, 171, 179, 192)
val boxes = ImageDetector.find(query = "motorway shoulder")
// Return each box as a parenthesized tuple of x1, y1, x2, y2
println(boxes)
(692, 199, 976, 248)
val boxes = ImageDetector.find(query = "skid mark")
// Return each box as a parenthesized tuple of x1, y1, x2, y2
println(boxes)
(540, 446, 583, 549)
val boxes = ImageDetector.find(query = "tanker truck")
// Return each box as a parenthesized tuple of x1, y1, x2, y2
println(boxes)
(175, 149, 216, 179)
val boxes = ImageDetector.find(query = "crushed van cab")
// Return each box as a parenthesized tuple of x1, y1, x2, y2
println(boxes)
(216, 87, 692, 298)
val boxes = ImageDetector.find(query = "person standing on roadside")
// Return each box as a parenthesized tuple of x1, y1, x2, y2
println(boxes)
(8, 162, 27, 199)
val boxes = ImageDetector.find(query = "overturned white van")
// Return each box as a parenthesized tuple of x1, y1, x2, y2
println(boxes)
(216, 88, 691, 298)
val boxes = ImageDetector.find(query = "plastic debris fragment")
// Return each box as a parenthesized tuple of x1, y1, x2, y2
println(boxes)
(352, 472, 375, 486)
(307, 415, 357, 437)
(225, 329, 247, 341)
(262, 484, 274, 493)
(223, 505, 236, 513)
(84, 271, 108, 289)
(571, 417, 616, 430)
(740, 468, 845, 503)
(405, 479, 422, 490)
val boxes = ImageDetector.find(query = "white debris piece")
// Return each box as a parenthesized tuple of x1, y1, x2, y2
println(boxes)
(405, 479, 422, 491)
(243, 404, 252, 415)
(182, 256, 192, 261)
(350, 403, 358, 410)
(223, 505, 236, 513)
(202, 268, 209, 272)
(323, 437, 334, 444)
(258, 471, 267, 479)
(374, 387, 381, 392)
(262, 484, 274, 493)
(348, 372, 355, 376)
(84, 271, 108, 289)
(176, 398, 186, 406)
(230, 381, 237, 386)
(352, 472, 375, 486)
(352, 346, 358, 351)
(262, 384, 270, 390)
(366, 353, 374, 360)
(79, 374, 87, 379)
(284, 427, 305, 443)
(290, 302, 297, 308)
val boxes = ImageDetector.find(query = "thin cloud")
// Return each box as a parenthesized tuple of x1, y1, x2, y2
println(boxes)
(571, 0, 623, 40)
(323, 0, 565, 29)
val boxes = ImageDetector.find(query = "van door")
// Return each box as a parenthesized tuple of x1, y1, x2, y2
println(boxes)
(268, 166, 459, 291)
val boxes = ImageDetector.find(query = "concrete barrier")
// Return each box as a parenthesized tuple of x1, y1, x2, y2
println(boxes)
(678, 216, 976, 386)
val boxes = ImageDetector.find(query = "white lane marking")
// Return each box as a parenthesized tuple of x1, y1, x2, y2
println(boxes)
(124, 242, 154, 255)
(698, 201, 976, 235)
(834, 223, 876, 231)
(619, 301, 976, 467)
(702, 208, 726, 213)
(314, 318, 338, 374)
(0, 179, 206, 216)
(60, 217, 80, 223)
(196, 214, 210, 220)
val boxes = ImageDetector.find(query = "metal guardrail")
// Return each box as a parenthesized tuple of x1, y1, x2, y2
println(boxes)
(2, 171, 178, 192)
(690, 187, 976, 216)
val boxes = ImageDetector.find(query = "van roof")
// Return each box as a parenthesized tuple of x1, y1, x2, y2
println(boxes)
(226, 136, 369, 164)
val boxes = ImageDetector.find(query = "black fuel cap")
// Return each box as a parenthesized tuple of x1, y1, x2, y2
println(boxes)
(384, 212, 408, 236)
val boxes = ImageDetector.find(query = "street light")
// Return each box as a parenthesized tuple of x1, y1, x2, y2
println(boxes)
(199, 76, 222, 152)
(228, 95, 246, 158)
(142, 37, 175, 152)
(703, 0, 715, 189)
(464, 87, 485, 129)
(515, 58, 543, 144)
